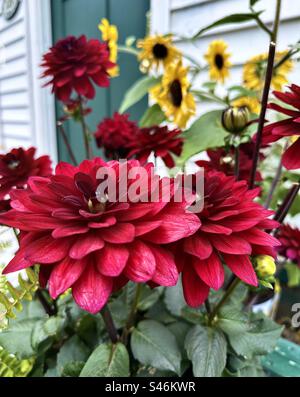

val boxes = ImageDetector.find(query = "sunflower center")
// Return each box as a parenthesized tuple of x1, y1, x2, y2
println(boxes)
(214, 54, 224, 70)
(169, 79, 183, 107)
(152, 43, 168, 59)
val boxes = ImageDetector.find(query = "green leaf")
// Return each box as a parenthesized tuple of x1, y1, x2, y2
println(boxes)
(57, 335, 90, 375)
(285, 262, 300, 287)
(250, 0, 260, 6)
(164, 279, 186, 316)
(61, 361, 85, 377)
(31, 315, 65, 352)
(137, 286, 163, 311)
(119, 76, 160, 113)
(192, 90, 228, 105)
(80, 343, 129, 377)
(131, 320, 182, 375)
(139, 104, 166, 127)
(179, 110, 227, 163)
(0, 318, 38, 358)
(185, 325, 227, 377)
(193, 12, 262, 39)
(217, 305, 250, 335)
(228, 313, 283, 358)
(228, 85, 258, 100)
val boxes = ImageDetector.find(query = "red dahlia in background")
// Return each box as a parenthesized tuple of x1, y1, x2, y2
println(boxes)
(196, 142, 263, 184)
(41, 35, 115, 102)
(175, 170, 280, 307)
(262, 84, 300, 170)
(276, 224, 300, 266)
(0, 147, 52, 211)
(0, 158, 200, 313)
(127, 126, 183, 168)
(94, 112, 139, 159)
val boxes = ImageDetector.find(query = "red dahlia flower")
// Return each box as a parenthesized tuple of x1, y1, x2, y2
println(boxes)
(0, 158, 200, 313)
(0, 147, 52, 200)
(175, 170, 280, 307)
(196, 142, 263, 184)
(262, 84, 300, 170)
(127, 126, 183, 168)
(42, 35, 115, 102)
(94, 112, 139, 159)
(276, 224, 300, 266)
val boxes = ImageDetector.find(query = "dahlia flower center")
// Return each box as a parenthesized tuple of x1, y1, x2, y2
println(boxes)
(88, 198, 106, 214)
(169, 79, 183, 107)
(152, 43, 168, 59)
(214, 54, 224, 70)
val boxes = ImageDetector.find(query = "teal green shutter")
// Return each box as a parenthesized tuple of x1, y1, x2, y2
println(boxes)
(51, 0, 149, 162)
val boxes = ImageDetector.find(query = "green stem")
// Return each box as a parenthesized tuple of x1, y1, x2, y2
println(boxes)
(234, 145, 240, 180)
(272, 0, 282, 42)
(118, 45, 139, 57)
(121, 284, 142, 344)
(101, 305, 119, 344)
(208, 278, 240, 325)
(78, 97, 93, 159)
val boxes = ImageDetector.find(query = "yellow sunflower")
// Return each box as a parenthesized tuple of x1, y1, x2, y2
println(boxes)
(232, 96, 260, 114)
(205, 40, 231, 84)
(151, 60, 196, 128)
(243, 51, 293, 92)
(98, 18, 119, 77)
(137, 35, 181, 72)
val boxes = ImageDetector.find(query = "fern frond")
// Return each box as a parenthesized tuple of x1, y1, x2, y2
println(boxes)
(0, 268, 39, 328)
(0, 346, 34, 377)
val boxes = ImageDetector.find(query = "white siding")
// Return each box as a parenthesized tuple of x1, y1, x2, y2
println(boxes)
(151, 0, 300, 102)
(0, 0, 57, 160)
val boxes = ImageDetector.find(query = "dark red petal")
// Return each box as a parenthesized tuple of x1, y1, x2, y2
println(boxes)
(102, 223, 135, 243)
(97, 243, 129, 276)
(222, 254, 258, 286)
(183, 234, 213, 260)
(282, 138, 300, 170)
(124, 241, 156, 282)
(211, 234, 252, 255)
(69, 233, 104, 259)
(49, 256, 86, 298)
(72, 264, 112, 314)
(150, 246, 178, 287)
(193, 251, 224, 290)
(25, 235, 71, 264)
(182, 266, 210, 307)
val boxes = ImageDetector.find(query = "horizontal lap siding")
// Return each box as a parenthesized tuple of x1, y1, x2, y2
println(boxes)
(0, 1, 31, 150)
(151, 0, 300, 112)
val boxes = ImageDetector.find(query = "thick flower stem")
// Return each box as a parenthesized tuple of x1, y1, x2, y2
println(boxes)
(101, 305, 119, 344)
(78, 97, 93, 160)
(208, 277, 240, 325)
(121, 283, 142, 345)
(57, 121, 78, 165)
(249, 41, 276, 189)
(274, 182, 300, 224)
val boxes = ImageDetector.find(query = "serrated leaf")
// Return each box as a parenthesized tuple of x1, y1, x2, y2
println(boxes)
(185, 325, 227, 377)
(193, 12, 262, 39)
(57, 335, 90, 375)
(179, 110, 227, 164)
(139, 104, 166, 127)
(131, 320, 182, 375)
(228, 313, 283, 358)
(119, 76, 160, 113)
(80, 343, 129, 377)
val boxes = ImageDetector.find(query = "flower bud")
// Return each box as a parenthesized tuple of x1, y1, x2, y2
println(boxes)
(221, 106, 249, 134)
(254, 255, 276, 278)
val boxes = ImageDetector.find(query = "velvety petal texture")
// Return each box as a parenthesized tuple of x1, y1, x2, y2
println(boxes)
(0, 158, 200, 313)
(176, 170, 280, 306)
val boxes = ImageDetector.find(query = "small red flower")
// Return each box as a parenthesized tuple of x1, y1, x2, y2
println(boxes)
(94, 112, 139, 159)
(42, 35, 115, 102)
(262, 84, 300, 170)
(0, 158, 200, 313)
(127, 126, 183, 168)
(0, 147, 52, 200)
(277, 224, 300, 266)
(175, 170, 280, 307)
(196, 142, 263, 184)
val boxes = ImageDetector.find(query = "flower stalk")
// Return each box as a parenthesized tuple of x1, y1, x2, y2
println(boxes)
(121, 283, 142, 344)
(78, 96, 93, 160)
(57, 121, 78, 166)
(101, 305, 119, 344)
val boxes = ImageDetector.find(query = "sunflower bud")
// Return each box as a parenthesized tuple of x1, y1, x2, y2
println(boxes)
(221, 106, 249, 134)
(254, 255, 276, 278)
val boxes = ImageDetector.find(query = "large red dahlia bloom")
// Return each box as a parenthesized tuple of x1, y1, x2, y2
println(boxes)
(127, 126, 183, 168)
(276, 224, 300, 266)
(175, 170, 280, 307)
(0, 158, 200, 313)
(196, 142, 263, 184)
(0, 147, 52, 200)
(262, 84, 300, 170)
(94, 112, 139, 159)
(42, 35, 115, 102)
